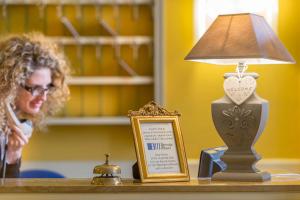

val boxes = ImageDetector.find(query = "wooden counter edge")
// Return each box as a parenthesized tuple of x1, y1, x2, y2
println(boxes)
(1, 178, 300, 193)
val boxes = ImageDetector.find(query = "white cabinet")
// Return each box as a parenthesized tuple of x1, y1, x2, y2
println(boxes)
(0, 0, 163, 125)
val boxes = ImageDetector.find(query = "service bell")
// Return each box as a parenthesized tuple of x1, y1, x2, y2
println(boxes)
(91, 154, 122, 185)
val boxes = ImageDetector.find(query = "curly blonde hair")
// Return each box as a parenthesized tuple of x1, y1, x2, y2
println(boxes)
(0, 32, 70, 132)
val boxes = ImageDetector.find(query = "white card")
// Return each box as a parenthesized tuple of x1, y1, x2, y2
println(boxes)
(223, 76, 256, 105)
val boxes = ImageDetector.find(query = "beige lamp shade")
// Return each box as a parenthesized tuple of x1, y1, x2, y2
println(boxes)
(185, 13, 295, 65)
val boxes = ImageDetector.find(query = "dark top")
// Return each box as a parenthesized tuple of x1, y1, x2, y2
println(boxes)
(0, 146, 21, 178)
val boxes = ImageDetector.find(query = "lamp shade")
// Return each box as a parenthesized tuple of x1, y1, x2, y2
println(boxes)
(185, 13, 295, 65)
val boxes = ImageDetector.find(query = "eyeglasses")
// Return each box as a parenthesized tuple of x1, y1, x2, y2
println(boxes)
(21, 83, 55, 97)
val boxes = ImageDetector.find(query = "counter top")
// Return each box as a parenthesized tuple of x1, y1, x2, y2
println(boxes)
(1, 174, 300, 193)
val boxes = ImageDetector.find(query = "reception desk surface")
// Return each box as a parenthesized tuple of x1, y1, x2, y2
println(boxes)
(1, 175, 300, 200)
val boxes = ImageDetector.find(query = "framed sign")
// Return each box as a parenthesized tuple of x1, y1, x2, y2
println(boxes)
(129, 101, 190, 183)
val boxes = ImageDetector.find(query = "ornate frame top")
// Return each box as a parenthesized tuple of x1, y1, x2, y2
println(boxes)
(128, 101, 180, 117)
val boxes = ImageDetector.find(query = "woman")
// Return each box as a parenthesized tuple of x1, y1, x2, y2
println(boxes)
(0, 32, 70, 178)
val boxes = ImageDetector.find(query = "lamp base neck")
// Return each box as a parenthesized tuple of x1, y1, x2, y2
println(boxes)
(224, 72, 259, 79)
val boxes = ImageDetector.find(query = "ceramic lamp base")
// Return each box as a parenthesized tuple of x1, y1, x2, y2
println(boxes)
(211, 72, 270, 182)
(212, 171, 271, 182)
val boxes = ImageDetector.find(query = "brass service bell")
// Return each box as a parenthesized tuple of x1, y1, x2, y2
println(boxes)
(91, 154, 122, 185)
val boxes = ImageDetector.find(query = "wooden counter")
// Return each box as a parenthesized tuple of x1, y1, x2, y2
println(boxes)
(1, 174, 300, 200)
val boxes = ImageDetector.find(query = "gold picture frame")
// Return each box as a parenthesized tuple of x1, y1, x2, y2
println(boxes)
(128, 101, 190, 183)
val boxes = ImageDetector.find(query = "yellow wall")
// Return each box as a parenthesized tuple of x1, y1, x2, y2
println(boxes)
(26, 126, 136, 160)
(164, 0, 300, 159)
(22, 0, 300, 162)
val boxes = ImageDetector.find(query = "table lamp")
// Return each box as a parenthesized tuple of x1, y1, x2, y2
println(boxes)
(185, 13, 295, 182)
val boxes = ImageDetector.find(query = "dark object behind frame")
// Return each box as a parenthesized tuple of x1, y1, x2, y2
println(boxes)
(132, 162, 140, 179)
(198, 146, 227, 178)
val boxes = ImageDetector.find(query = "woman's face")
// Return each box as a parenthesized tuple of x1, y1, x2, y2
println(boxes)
(15, 68, 52, 115)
